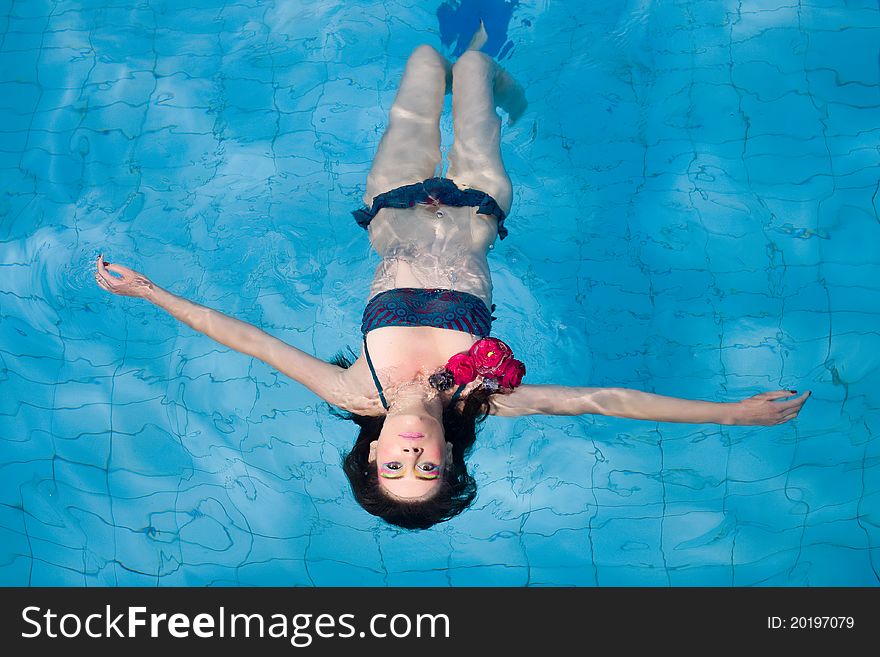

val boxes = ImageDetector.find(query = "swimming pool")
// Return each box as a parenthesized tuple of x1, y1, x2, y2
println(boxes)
(1, 0, 878, 585)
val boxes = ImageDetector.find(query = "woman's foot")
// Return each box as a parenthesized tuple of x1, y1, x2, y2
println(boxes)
(466, 20, 489, 51)
(443, 20, 487, 95)
(462, 20, 527, 125)
(494, 67, 527, 126)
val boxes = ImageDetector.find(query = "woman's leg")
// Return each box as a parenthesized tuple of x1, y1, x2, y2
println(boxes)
(445, 50, 515, 216)
(362, 45, 449, 206)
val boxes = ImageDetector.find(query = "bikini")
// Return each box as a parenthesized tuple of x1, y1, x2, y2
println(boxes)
(354, 177, 506, 411)
(352, 176, 509, 240)
(361, 288, 497, 411)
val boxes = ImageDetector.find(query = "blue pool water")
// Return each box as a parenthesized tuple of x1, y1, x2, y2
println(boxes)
(1, 0, 878, 586)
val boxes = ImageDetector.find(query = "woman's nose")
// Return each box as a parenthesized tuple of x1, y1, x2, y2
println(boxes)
(402, 447, 422, 454)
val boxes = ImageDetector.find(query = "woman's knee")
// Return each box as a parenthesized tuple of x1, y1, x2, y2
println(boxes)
(452, 49, 494, 77)
(408, 44, 446, 70)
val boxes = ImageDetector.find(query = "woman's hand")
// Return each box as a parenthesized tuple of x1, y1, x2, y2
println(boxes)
(729, 389, 811, 426)
(93, 254, 155, 299)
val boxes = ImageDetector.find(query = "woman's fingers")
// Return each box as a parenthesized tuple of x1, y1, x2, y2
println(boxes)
(755, 389, 810, 403)
(93, 254, 153, 298)
(780, 391, 811, 409)
(105, 262, 134, 277)
(101, 264, 126, 280)
(775, 393, 812, 423)
(95, 256, 110, 283)
(95, 254, 125, 293)
(754, 389, 796, 401)
(96, 254, 112, 279)
(736, 389, 811, 425)
(95, 272, 115, 293)
(95, 270, 116, 289)
(96, 259, 115, 282)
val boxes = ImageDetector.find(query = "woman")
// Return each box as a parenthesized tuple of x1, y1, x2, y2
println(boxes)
(94, 35, 811, 530)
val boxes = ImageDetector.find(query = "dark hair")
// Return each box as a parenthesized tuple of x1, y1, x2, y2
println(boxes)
(327, 346, 492, 530)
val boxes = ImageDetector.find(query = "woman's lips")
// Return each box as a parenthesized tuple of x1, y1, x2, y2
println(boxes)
(398, 432, 424, 439)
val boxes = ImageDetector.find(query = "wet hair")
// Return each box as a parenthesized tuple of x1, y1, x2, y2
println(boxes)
(327, 346, 491, 530)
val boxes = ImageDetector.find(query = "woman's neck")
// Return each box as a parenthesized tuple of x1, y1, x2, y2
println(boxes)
(386, 383, 444, 418)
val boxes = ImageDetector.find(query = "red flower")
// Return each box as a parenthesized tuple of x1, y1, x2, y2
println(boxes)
(496, 358, 526, 389)
(446, 352, 478, 385)
(468, 338, 513, 376)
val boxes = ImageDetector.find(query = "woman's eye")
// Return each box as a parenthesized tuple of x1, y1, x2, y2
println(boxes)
(419, 463, 438, 472)
(384, 462, 402, 470)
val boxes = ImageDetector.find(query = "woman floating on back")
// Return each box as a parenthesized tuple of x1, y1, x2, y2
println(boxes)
(95, 24, 810, 529)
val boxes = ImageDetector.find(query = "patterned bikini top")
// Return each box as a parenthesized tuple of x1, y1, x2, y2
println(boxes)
(360, 288, 497, 411)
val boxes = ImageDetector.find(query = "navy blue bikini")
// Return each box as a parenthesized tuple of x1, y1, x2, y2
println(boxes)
(352, 176, 509, 240)
(361, 288, 497, 411)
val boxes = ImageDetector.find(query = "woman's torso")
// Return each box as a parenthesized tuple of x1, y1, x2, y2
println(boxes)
(366, 203, 497, 307)
(339, 204, 499, 415)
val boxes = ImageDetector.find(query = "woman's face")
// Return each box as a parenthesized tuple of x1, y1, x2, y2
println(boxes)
(370, 412, 450, 500)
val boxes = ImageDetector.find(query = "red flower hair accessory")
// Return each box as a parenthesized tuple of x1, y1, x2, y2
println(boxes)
(494, 357, 526, 388)
(446, 352, 478, 386)
(429, 338, 526, 392)
(468, 337, 514, 375)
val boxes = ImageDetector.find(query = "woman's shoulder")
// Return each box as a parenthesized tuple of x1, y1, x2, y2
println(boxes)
(332, 392, 385, 417)
(331, 354, 385, 416)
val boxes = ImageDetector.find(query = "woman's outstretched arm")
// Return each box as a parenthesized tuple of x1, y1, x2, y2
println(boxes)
(488, 383, 811, 426)
(94, 255, 348, 405)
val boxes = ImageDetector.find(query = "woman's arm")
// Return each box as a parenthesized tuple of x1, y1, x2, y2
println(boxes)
(488, 383, 811, 426)
(94, 256, 348, 405)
